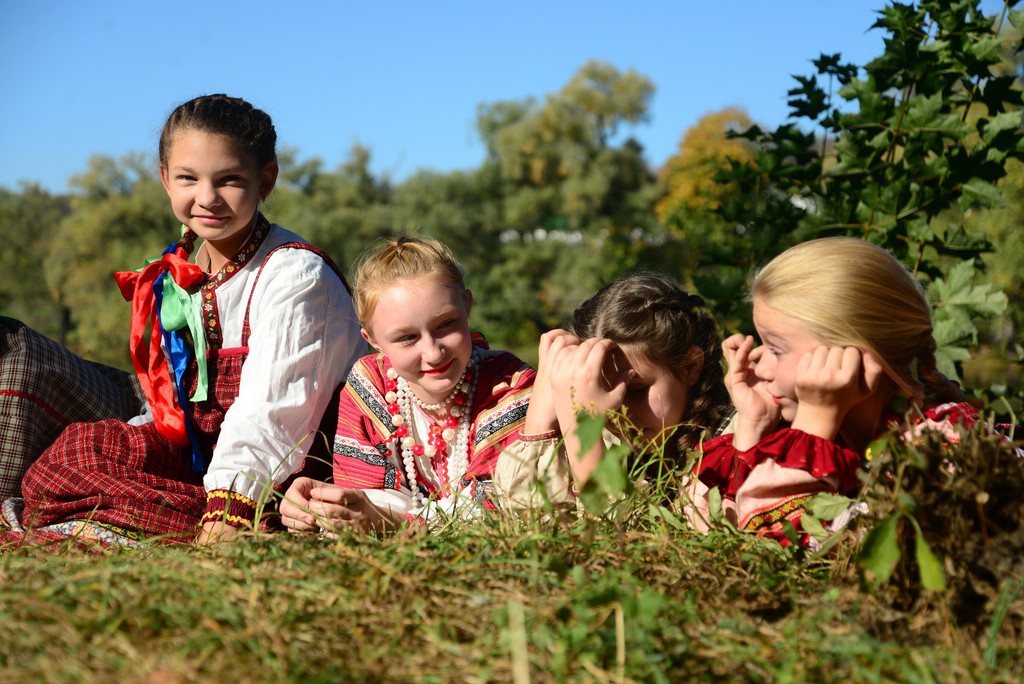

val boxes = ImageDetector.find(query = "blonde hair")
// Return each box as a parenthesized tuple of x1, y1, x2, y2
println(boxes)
(752, 236, 961, 403)
(353, 236, 466, 325)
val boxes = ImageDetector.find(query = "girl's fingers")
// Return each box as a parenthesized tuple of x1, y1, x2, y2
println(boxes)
(839, 346, 862, 382)
(861, 351, 885, 394)
(538, 329, 577, 367)
(308, 499, 364, 522)
(726, 336, 754, 381)
(747, 343, 765, 366)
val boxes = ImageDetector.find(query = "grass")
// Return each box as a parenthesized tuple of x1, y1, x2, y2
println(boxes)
(2, 422, 1022, 682)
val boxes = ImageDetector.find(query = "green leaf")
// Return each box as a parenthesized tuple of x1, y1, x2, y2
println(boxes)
(574, 411, 606, 456)
(781, 519, 801, 546)
(933, 317, 973, 347)
(980, 111, 1023, 146)
(968, 37, 1002, 65)
(648, 503, 686, 531)
(859, 514, 902, 586)
(909, 517, 946, 592)
(918, 39, 949, 54)
(800, 513, 829, 542)
(708, 486, 723, 524)
(807, 493, 855, 521)
(579, 442, 630, 514)
(935, 344, 972, 380)
(960, 178, 1004, 209)
(1010, 9, 1024, 36)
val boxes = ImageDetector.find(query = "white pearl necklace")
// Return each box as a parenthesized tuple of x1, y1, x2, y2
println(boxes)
(385, 350, 480, 509)
(406, 362, 471, 411)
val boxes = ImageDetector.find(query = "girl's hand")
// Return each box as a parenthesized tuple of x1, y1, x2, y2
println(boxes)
(308, 485, 400, 536)
(549, 338, 632, 485)
(550, 337, 632, 418)
(279, 476, 322, 533)
(723, 334, 780, 450)
(523, 329, 581, 435)
(197, 520, 241, 544)
(791, 346, 884, 440)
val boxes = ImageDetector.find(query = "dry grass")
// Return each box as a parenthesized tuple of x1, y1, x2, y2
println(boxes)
(1, 423, 1022, 683)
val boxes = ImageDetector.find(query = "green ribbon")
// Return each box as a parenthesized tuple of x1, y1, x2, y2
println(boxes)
(159, 276, 208, 402)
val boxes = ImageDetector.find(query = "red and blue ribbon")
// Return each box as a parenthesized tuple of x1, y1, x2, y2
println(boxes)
(114, 242, 207, 471)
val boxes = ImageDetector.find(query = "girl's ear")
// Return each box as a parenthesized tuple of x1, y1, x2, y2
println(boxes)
(360, 327, 378, 351)
(683, 346, 704, 387)
(258, 160, 279, 200)
(464, 288, 474, 317)
(159, 165, 171, 194)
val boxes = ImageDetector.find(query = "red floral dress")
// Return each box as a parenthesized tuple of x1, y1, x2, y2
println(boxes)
(686, 402, 981, 545)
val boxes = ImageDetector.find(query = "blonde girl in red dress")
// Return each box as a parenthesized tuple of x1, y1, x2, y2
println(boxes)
(688, 236, 972, 543)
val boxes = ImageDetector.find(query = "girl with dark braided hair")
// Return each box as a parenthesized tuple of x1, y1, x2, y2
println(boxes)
(5, 95, 363, 547)
(495, 271, 732, 510)
(688, 236, 978, 545)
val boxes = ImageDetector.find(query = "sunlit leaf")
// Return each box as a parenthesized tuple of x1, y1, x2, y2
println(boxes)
(909, 517, 946, 592)
(648, 503, 686, 531)
(708, 486, 723, 524)
(574, 412, 605, 456)
(807, 493, 855, 521)
(800, 513, 829, 542)
(859, 514, 902, 586)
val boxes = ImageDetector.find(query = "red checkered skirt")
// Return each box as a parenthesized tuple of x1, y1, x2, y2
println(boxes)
(19, 351, 244, 542)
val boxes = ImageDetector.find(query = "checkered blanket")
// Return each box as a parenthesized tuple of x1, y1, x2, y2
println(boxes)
(0, 317, 144, 499)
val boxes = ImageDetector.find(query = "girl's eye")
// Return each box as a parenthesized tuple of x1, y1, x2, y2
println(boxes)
(627, 385, 650, 396)
(437, 319, 455, 330)
(221, 175, 243, 184)
(177, 175, 196, 183)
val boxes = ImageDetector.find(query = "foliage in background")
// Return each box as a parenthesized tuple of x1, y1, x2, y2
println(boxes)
(0, 2, 1020, 388)
(666, 0, 1024, 393)
(0, 184, 68, 341)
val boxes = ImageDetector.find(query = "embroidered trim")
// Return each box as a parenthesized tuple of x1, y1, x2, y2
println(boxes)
(202, 489, 258, 527)
(199, 214, 271, 349)
(519, 430, 561, 442)
(742, 494, 809, 531)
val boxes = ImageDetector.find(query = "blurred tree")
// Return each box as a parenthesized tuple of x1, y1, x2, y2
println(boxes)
(270, 144, 397, 275)
(44, 154, 174, 367)
(656, 107, 756, 230)
(477, 60, 659, 264)
(0, 184, 69, 338)
(469, 60, 665, 348)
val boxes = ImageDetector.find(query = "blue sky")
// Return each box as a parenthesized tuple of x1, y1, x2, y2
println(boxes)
(0, 1, 1007, 194)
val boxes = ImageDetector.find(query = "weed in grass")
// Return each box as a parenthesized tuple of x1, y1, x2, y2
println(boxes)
(2, 416, 1023, 681)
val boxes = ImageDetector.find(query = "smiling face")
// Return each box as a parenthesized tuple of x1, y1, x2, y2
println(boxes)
(159, 129, 278, 271)
(361, 277, 474, 405)
(610, 343, 694, 454)
(751, 298, 829, 423)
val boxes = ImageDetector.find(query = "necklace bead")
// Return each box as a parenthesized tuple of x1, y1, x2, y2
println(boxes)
(385, 349, 480, 509)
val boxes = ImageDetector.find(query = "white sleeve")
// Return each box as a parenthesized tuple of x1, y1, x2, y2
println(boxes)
(203, 248, 363, 500)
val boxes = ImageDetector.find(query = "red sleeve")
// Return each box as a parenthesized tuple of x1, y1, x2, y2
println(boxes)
(464, 350, 535, 481)
(332, 355, 402, 491)
(696, 428, 862, 500)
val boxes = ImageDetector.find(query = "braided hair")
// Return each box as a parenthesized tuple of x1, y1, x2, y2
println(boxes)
(160, 94, 278, 256)
(566, 271, 731, 460)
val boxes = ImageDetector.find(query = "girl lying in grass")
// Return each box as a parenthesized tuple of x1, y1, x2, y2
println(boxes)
(494, 271, 733, 511)
(686, 236, 979, 544)
(279, 237, 534, 535)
